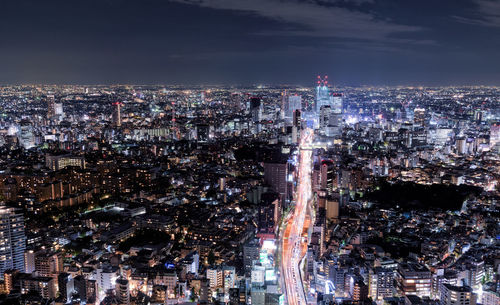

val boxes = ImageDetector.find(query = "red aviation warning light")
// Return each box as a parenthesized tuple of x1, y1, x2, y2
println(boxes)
(316, 75, 330, 87)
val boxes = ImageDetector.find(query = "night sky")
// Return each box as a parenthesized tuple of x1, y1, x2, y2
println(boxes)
(1, 0, 499, 86)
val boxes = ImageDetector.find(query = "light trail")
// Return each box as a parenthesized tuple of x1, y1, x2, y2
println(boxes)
(281, 128, 313, 305)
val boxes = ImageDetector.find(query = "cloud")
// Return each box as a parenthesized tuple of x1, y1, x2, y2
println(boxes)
(455, 0, 500, 27)
(169, 0, 421, 41)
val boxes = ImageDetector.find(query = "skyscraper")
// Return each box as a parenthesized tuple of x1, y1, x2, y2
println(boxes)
(292, 109, 301, 143)
(332, 92, 343, 114)
(250, 97, 262, 123)
(18, 119, 35, 149)
(316, 75, 332, 113)
(46, 94, 55, 119)
(113, 102, 122, 127)
(414, 107, 426, 127)
(284, 94, 302, 123)
(0, 206, 26, 279)
(54, 102, 64, 120)
(490, 122, 500, 148)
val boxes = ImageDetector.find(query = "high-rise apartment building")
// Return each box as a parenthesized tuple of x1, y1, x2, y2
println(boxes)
(0, 207, 26, 279)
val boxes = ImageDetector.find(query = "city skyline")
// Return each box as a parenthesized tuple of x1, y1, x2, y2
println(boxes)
(0, 1, 498, 305)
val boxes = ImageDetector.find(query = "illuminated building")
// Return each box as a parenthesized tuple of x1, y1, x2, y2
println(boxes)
(397, 262, 432, 298)
(315, 75, 332, 113)
(490, 123, 500, 149)
(440, 284, 476, 305)
(196, 124, 210, 142)
(18, 119, 35, 149)
(113, 101, 122, 127)
(116, 277, 131, 305)
(33, 250, 63, 278)
(45, 153, 86, 171)
(292, 109, 301, 143)
(319, 105, 332, 131)
(0, 207, 26, 279)
(285, 94, 302, 123)
(54, 102, 64, 121)
(414, 107, 426, 127)
(243, 239, 260, 276)
(368, 267, 394, 300)
(19, 274, 56, 299)
(351, 279, 369, 302)
(481, 289, 500, 305)
(325, 197, 339, 220)
(207, 267, 223, 289)
(97, 265, 119, 297)
(46, 94, 55, 119)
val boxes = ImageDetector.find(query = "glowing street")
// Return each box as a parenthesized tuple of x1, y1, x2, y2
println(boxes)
(281, 128, 314, 305)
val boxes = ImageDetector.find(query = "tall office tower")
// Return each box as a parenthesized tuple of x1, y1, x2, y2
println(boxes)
(293, 109, 301, 129)
(18, 119, 35, 149)
(264, 162, 288, 203)
(456, 137, 467, 154)
(46, 94, 56, 119)
(231, 92, 242, 110)
(316, 75, 333, 113)
(285, 94, 302, 123)
(196, 124, 210, 142)
(319, 105, 332, 131)
(281, 90, 287, 120)
(292, 109, 301, 144)
(332, 92, 342, 114)
(0, 207, 26, 279)
(490, 122, 500, 148)
(250, 97, 262, 123)
(243, 239, 260, 276)
(116, 278, 131, 305)
(54, 102, 64, 120)
(112, 102, 122, 127)
(414, 107, 426, 127)
(325, 92, 343, 137)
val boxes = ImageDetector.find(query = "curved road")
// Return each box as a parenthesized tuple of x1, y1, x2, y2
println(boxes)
(281, 129, 313, 305)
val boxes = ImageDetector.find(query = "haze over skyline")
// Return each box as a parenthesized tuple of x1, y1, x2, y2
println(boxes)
(1, 0, 500, 86)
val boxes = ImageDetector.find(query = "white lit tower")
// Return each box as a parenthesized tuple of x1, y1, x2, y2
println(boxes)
(316, 75, 332, 113)
(326, 91, 343, 137)
(281, 90, 287, 120)
(18, 120, 35, 149)
(285, 93, 302, 124)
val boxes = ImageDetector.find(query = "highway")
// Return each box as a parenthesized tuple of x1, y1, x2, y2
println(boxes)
(281, 128, 313, 305)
